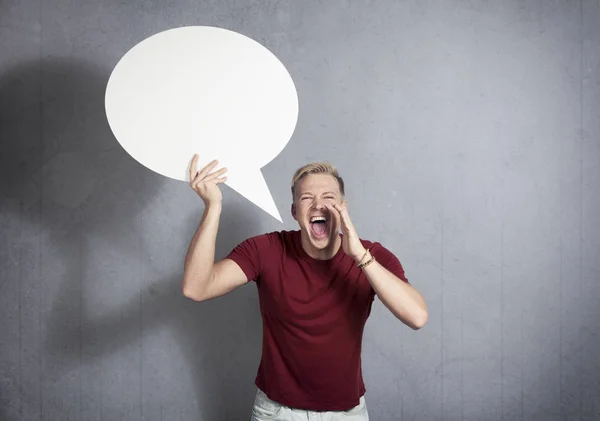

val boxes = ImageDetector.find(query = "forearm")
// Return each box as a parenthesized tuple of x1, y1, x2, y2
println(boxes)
(182, 204, 222, 298)
(360, 252, 428, 329)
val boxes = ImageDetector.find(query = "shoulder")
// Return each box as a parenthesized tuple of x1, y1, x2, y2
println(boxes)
(226, 231, 290, 272)
(238, 230, 295, 249)
(359, 237, 409, 282)
(359, 238, 393, 255)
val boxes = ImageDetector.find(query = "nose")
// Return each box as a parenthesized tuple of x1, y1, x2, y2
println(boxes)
(313, 198, 327, 211)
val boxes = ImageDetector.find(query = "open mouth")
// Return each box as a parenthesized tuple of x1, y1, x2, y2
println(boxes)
(310, 216, 329, 239)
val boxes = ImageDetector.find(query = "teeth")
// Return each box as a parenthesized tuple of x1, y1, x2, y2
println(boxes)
(310, 216, 327, 223)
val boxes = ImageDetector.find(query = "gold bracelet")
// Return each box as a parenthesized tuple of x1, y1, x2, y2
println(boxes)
(358, 255, 376, 269)
(357, 249, 369, 266)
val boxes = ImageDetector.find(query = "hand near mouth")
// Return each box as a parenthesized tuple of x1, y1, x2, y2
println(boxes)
(331, 202, 367, 263)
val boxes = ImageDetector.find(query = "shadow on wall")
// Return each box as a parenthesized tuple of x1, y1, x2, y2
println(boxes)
(0, 58, 262, 420)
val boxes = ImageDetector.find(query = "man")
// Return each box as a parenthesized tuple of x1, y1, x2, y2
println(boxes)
(182, 155, 428, 420)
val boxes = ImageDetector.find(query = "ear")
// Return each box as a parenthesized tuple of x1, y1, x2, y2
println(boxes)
(291, 202, 297, 220)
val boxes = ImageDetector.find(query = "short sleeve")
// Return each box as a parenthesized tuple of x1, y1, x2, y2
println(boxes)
(370, 242, 409, 283)
(225, 232, 280, 283)
(225, 236, 262, 282)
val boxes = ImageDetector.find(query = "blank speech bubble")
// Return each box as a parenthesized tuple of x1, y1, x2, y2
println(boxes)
(105, 26, 299, 222)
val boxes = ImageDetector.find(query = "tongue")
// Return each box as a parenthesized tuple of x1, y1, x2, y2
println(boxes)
(312, 222, 327, 236)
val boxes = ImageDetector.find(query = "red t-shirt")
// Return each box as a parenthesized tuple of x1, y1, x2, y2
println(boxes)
(226, 230, 408, 411)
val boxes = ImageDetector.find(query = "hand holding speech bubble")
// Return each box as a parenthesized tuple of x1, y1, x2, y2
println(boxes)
(105, 26, 299, 222)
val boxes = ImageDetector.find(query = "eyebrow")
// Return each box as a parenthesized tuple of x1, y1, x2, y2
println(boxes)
(300, 191, 337, 197)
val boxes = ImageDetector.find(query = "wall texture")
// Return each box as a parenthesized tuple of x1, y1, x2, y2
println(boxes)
(1, 1, 599, 420)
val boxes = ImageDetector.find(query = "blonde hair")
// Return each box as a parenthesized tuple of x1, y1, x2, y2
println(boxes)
(291, 162, 345, 199)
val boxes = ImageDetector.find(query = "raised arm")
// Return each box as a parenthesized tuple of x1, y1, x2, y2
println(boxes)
(182, 156, 248, 301)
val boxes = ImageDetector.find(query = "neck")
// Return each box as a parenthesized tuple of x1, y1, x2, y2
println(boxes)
(300, 230, 341, 260)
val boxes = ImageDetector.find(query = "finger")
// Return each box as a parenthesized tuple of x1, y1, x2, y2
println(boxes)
(190, 156, 212, 184)
(338, 202, 352, 222)
(192, 161, 220, 185)
(189, 154, 198, 182)
(204, 167, 228, 181)
(333, 203, 354, 231)
(214, 176, 228, 184)
(329, 204, 346, 227)
(331, 203, 346, 221)
(343, 211, 355, 230)
(191, 169, 204, 186)
(197, 159, 219, 180)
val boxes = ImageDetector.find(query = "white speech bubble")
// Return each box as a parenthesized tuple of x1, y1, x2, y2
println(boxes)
(104, 26, 299, 222)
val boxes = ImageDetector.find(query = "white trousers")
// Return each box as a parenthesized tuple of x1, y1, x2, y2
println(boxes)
(250, 389, 370, 421)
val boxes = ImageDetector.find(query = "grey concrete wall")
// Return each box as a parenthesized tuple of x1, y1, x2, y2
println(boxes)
(1, 1, 599, 420)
